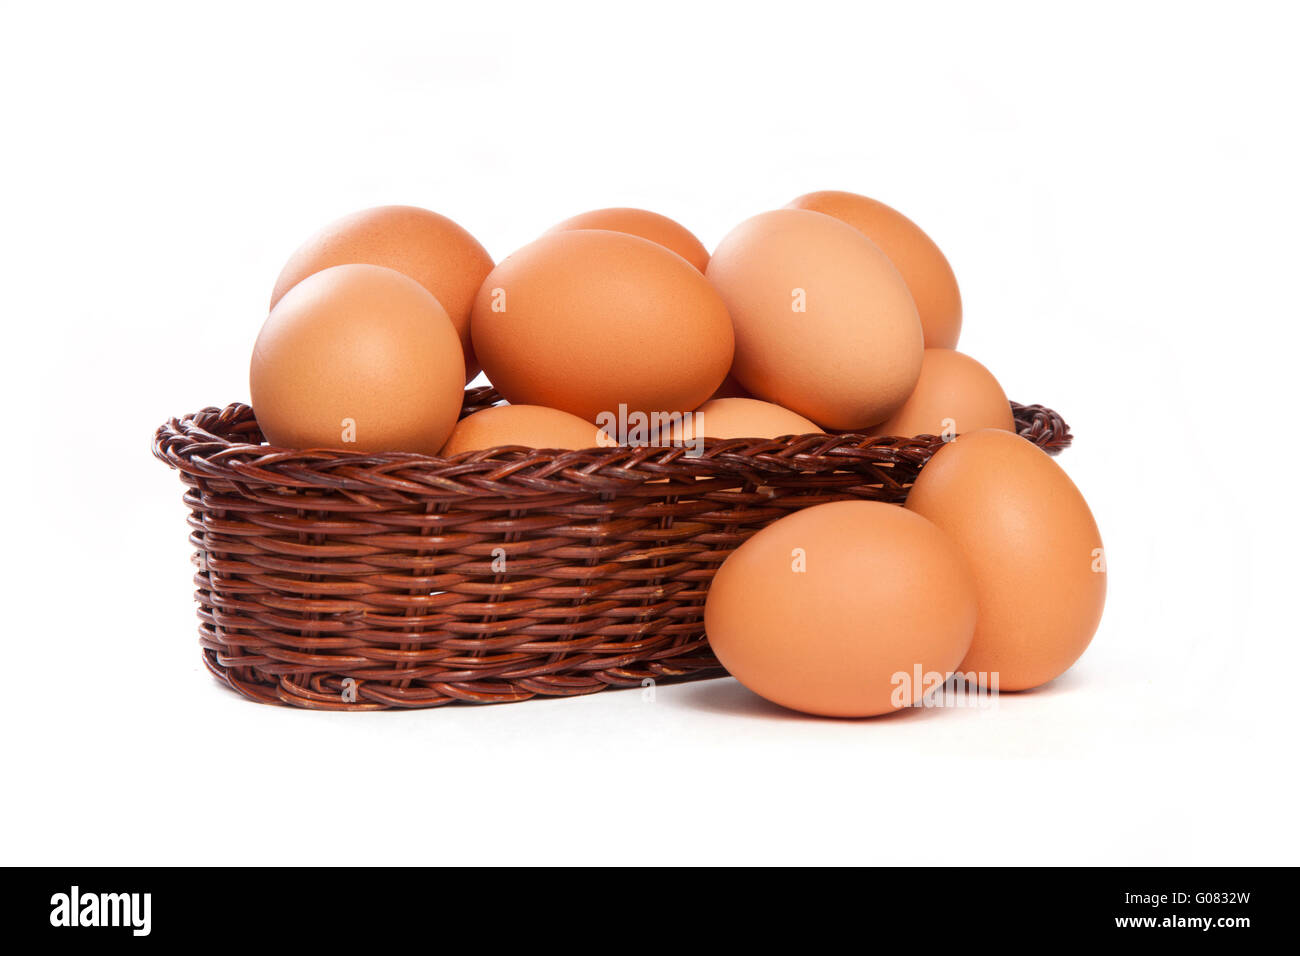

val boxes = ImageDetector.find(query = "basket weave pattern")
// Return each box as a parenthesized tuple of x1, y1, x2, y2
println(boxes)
(152, 388, 1071, 710)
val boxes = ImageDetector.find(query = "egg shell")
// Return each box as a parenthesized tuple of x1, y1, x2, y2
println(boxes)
(251, 264, 465, 455)
(660, 398, 822, 442)
(547, 208, 710, 272)
(440, 404, 603, 456)
(706, 208, 923, 430)
(788, 190, 962, 349)
(470, 230, 734, 422)
(270, 205, 493, 380)
(870, 348, 1015, 438)
(705, 500, 978, 717)
(904, 429, 1106, 691)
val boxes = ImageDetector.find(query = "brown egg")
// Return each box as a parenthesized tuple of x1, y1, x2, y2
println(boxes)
(788, 191, 962, 349)
(470, 230, 733, 422)
(660, 398, 822, 442)
(905, 429, 1106, 691)
(270, 205, 493, 380)
(251, 264, 465, 454)
(547, 207, 710, 272)
(870, 349, 1015, 439)
(706, 208, 923, 430)
(440, 404, 602, 456)
(705, 501, 978, 717)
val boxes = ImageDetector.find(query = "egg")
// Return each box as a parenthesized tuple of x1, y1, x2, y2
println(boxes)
(470, 230, 734, 422)
(870, 348, 1015, 438)
(904, 429, 1106, 690)
(706, 208, 923, 430)
(440, 404, 602, 456)
(547, 207, 710, 272)
(660, 398, 822, 442)
(705, 501, 978, 717)
(250, 264, 465, 454)
(270, 205, 493, 380)
(788, 190, 962, 349)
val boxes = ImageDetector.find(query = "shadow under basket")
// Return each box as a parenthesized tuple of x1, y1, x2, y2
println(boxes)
(152, 387, 1072, 710)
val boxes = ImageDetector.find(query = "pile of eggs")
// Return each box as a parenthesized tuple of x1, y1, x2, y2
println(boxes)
(249, 192, 1105, 717)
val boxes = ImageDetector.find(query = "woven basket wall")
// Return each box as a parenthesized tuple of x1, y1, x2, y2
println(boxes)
(152, 387, 1071, 710)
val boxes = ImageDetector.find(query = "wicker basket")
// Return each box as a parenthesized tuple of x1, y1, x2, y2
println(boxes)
(152, 387, 1071, 710)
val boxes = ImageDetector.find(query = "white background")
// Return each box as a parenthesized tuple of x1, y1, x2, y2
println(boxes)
(2, 1, 1296, 866)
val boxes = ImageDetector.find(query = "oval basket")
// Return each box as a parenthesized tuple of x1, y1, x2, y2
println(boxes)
(152, 387, 1071, 710)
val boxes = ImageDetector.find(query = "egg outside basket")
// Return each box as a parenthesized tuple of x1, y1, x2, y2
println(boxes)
(152, 387, 1071, 710)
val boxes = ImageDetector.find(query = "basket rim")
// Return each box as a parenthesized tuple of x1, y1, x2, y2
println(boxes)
(151, 391, 1072, 498)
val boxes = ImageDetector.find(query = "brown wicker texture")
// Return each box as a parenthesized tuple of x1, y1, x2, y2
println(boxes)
(152, 388, 1072, 710)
